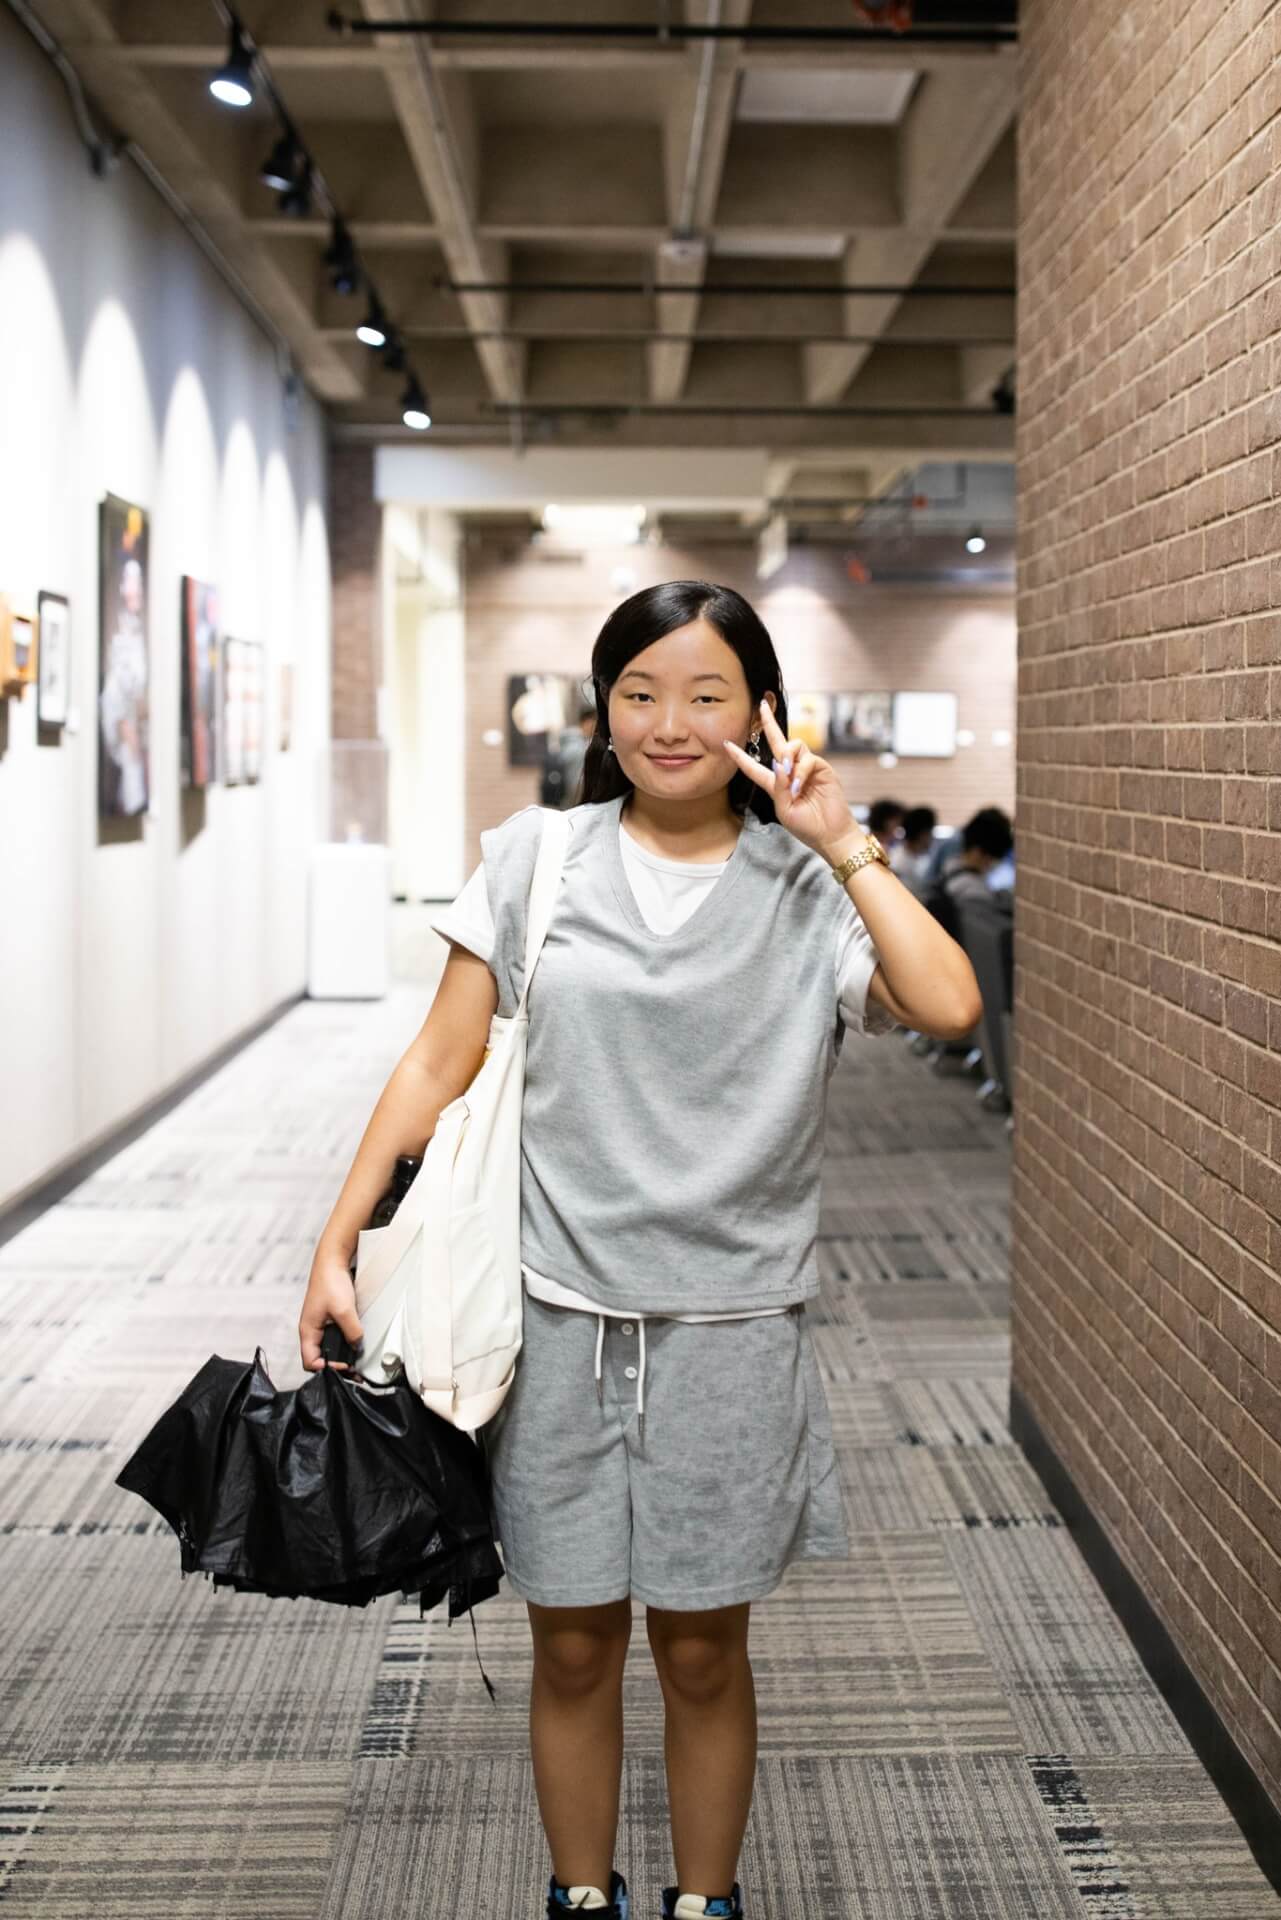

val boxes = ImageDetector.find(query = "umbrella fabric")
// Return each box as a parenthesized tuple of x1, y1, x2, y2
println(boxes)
(116, 1348, 503, 1698)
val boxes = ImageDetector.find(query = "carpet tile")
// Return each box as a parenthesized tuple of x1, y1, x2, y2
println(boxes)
(0, 962, 1272, 1915)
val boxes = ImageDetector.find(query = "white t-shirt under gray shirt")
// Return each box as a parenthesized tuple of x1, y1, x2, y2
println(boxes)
(430, 800, 896, 1333)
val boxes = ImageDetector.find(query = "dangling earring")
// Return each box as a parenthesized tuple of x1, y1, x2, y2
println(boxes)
(604, 740, 615, 754)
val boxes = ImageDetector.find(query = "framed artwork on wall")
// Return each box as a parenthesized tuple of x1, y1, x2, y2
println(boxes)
(892, 690, 957, 758)
(98, 493, 150, 817)
(37, 592, 70, 727)
(825, 691, 894, 755)
(180, 577, 219, 788)
(278, 661, 294, 752)
(506, 672, 589, 767)
(0, 598, 38, 695)
(784, 692, 831, 755)
(222, 636, 264, 785)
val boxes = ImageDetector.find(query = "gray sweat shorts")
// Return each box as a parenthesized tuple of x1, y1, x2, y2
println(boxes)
(477, 1292, 850, 1611)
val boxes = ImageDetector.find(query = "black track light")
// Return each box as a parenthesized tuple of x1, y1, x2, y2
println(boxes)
(260, 130, 305, 193)
(356, 297, 388, 348)
(210, 21, 255, 108)
(279, 161, 314, 219)
(401, 376, 431, 430)
(381, 331, 407, 374)
(324, 219, 359, 295)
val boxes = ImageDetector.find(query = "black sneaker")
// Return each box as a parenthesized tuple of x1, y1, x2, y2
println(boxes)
(660, 1888, 743, 1920)
(547, 1869, 629, 1919)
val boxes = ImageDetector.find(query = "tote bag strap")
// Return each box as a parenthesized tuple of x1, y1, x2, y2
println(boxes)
(354, 806, 571, 1302)
(515, 807, 572, 1016)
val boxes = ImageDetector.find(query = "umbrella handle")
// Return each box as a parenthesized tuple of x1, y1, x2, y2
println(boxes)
(319, 1321, 361, 1372)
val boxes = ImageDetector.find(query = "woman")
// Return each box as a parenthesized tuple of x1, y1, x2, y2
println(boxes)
(298, 581, 981, 1920)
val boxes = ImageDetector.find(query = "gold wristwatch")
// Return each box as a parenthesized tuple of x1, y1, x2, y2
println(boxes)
(830, 833, 891, 884)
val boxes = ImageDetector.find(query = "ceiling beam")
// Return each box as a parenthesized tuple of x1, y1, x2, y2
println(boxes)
(804, 58, 1017, 405)
(958, 343, 1015, 408)
(109, 40, 1012, 78)
(357, 0, 525, 407)
(648, 0, 754, 406)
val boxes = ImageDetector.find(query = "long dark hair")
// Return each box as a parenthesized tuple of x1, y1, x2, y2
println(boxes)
(577, 580, 787, 823)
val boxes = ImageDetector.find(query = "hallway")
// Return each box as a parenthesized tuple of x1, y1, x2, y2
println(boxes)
(0, 956, 1272, 1917)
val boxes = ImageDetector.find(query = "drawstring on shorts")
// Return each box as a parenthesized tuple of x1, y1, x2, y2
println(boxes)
(594, 1312, 647, 1446)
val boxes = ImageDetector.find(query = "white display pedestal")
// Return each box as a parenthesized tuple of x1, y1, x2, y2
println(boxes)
(307, 843, 393, 999)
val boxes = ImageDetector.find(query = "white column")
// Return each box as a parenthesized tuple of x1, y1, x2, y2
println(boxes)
(385, 505, 465, 901)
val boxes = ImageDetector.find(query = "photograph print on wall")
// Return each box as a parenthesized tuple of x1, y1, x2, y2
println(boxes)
(825, 691, 894, 755)
(180, 577, 219, 788)
(37, 592, 70, 728)
(222, 637, 264, 786)
(506, 672, 590, 768)
(278, 661, 294, 752)
(98, 494, 150, 816)
(784, 692, 833, 756)
(0, 595, 38, 696)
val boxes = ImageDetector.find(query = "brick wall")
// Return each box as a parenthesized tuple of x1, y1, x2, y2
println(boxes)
(462, 536, 1015, 868)
(1014, 0, 1281, 1806)
(329, 443, 381, 740)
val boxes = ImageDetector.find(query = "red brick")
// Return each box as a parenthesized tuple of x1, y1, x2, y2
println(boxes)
(1017, 0, 1281, 1816)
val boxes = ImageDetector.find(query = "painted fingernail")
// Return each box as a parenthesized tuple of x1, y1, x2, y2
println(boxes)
(790, 777, 800, 797)
(782, 757, 792, 775)
(771, 757, 779, 772)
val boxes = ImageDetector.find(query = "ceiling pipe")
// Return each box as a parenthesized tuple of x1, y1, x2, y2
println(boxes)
(352, 328, 1014, 344)
(434, 278, 1015, 297)
(486, 400, 1011, 417)
(327, 13, 1017, 46)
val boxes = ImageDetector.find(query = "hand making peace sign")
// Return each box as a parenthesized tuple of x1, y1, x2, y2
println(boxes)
(724, 698, 866, 859)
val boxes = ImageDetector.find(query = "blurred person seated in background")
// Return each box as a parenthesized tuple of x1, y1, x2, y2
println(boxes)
(889, 805, 937, 898)
(866, 797, 906, 851)
(943, 807, 1014, 914)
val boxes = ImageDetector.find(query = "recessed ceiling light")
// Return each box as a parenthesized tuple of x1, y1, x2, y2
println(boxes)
(541, 505, 646, 546)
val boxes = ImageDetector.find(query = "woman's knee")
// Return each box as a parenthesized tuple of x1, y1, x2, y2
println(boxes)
(646, 1603, 750, 1701)
(528, 1598, 632, 1694)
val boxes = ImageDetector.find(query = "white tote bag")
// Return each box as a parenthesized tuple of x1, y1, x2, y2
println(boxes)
(350, 808, 571, 1431)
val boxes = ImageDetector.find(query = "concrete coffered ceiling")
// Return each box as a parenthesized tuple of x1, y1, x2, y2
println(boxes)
(30, 0, 1018, 520)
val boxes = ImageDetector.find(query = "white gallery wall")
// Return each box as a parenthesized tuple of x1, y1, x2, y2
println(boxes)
(0, 14, 331, 1212)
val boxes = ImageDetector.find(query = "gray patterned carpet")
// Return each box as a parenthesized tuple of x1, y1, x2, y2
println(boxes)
(0, 920, 1274, 1917)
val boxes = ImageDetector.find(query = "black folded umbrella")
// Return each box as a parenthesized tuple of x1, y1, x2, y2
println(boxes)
(116, 1337, 504, 1700)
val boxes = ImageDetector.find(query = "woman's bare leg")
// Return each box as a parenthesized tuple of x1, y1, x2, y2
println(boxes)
(646, 1603, 756, 1900)
(528, 1598, 633, 1893)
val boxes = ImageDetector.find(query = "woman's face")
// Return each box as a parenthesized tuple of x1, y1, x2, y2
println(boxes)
(606, 619, 774, 802)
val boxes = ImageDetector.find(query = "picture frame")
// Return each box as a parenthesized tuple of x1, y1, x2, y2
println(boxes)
(506, 672, 590, 768)
(0, 597, 38, 695)
(784, 692, 831, 755)
(891, 690, 958, 758)
(36, 591, 70, 727)
(222, 636, 264, 785)
(180, 576, 219, 788)
(11, 613, 36, 696)
(278, 661, 294, 752)
(825, 691, 894, 755)
(98, 492, 150, 817)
